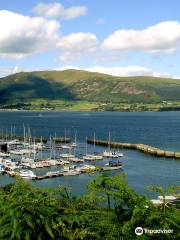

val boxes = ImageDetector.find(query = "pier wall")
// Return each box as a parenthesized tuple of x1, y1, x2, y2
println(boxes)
(87, 139, 180, 159)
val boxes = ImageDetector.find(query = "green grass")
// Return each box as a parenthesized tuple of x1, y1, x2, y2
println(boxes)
(2, 98, 180, 112)
(1, 99, 100, 111)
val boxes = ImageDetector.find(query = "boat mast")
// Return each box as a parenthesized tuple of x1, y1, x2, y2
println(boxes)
(64, 128, 67, 143)
(10, 126, 12, 140)
(49, 135, 52, 159)
(40, 136, 43, 159)
(13, 125, 16, 139)
(93, 132, 96, 154)
(108, 131, 111, 152)
(54, 132, 56, 159)
(73, 130, 77, 155)
(23, 124, 26, 147)
(5, 128, 7, 141)
(85, 136, 88, 155)
(74, 130, 77, 144)
(33, 137, 36, 160)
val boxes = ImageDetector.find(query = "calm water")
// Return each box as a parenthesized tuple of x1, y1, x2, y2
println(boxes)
(0, 111, 179, 197)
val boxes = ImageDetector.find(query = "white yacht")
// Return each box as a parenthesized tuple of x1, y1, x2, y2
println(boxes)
(59, 153, 75, 159)
(83, 134, 103, 161)
(18, 170, 36, 179)
(103, 132, 123, 158)
(0, 152, 10, 157)
(83, 154, 95, 161)
(83, 154, 103, 161)
(57, 159, 70, 165)
(7, 140, 20, 146)
(21, 157, 34, 163)
(62, 164, 80, 175)
(63, 170, 80, 176)
(71, 142, 78, 147)
(10, 150, 24, 155)
(103, 151, 123, 158)
(46, 170, 63, 176)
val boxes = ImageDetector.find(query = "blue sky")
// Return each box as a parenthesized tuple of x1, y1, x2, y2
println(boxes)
(0, 0, 180, 78)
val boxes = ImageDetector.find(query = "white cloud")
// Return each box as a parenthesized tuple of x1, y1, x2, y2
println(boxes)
(84, 66, 164, 77)
(57, 32, 97, 63)
(57, 65, 174, 78)
(102, 21, 180, 53)
(58, 66, 81, 71)
(0, 66, 23, 77)
(0, 10, 60, 59)
(33, 2, 87, 20)
(57, 32, 97, 51)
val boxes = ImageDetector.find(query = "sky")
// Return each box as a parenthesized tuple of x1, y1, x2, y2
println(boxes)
(0, 0, 180, 78)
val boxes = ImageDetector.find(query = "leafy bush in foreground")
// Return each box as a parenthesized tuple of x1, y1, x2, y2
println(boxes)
(0, 174, 179, 240)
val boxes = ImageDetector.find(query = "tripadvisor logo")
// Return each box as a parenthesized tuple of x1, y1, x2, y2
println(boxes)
(135, 227, 174, 235)
(135, 227, 143, 235)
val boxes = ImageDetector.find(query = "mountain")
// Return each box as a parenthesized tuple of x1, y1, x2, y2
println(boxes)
(1, 69, 180, 105)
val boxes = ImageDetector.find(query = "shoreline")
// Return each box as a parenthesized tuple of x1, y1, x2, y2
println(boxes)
(0, 109, 179, 113)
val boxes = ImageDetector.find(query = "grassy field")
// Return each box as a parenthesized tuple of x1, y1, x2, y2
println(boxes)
(2, 99, 180, 112)
(0, 99, 100, 111)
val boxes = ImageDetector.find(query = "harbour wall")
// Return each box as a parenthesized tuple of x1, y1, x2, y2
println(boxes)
(87, 139, 180, 159)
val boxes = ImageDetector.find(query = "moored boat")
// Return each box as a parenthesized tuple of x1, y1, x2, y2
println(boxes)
(83, 154, 103, 160)
(103, 150, 120, 158)
(103, 132, 124, 158)
(17, 170, 36, 179)
(0, 152, 10, 157)
(103, 160, 123, 170)
(46, 170, 63, 176)
(59, 153, 75, 159)
(63, 170, 80, 176)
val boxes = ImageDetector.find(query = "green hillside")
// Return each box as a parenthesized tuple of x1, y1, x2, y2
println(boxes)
(1, 69, 180, 110)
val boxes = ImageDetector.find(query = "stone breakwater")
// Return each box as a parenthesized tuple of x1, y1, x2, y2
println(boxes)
(87, 139, 180, 159)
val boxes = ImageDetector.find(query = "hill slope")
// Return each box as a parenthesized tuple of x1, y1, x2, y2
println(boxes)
(0, 69, 180, 104)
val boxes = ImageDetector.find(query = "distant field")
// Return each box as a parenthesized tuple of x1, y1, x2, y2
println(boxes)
(2, 99, 180, 112)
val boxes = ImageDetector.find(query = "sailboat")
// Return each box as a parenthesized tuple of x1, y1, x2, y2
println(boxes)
(59, 143, 75, 160)
(83, 134, 103, 161)
(71, 131, 78, 147)
(60, 129, 72, 149)
(103, 132, 123, 158)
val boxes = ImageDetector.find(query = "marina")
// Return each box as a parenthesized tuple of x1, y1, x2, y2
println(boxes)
(0, 126, 124, 181)
(0, 111, 179, 196)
